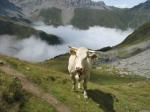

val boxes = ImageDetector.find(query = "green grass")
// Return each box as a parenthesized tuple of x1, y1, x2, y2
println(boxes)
(21, 96, 56, 112)
(0, 69, 56, 112)
(0, 54, 150, 112)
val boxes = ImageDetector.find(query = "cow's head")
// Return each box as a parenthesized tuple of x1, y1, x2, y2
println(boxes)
(69, 46, 97, 75)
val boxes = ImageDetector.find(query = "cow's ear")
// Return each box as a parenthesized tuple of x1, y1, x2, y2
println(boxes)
(68, 46, 77, 55)
(88, 51, 97, 59)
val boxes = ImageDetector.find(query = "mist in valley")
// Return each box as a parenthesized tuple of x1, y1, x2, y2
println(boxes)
(0, 24, 133, 62)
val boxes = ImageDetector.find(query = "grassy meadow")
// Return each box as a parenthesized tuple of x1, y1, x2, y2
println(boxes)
(0, 54, 149, 112)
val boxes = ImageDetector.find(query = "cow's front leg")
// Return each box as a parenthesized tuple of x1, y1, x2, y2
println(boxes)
(78, 82, 81, 89)
(70, 74, 76, 91)
(83, 79, 88, 99)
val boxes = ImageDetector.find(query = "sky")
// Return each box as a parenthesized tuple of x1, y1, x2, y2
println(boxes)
(92, 0, 147, 8)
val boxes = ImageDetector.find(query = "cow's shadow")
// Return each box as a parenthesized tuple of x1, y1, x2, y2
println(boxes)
(87, 89, 117, 112)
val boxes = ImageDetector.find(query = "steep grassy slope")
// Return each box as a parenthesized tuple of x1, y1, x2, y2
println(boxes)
(117, 21, 150, 47)
(0, 69, 56, 112)
(0, 54, 149, 112)
(0, 17, 62, 45)
(107, 21, 150, 59)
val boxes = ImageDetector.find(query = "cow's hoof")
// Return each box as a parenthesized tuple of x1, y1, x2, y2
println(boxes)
(84, 91, 88, 99)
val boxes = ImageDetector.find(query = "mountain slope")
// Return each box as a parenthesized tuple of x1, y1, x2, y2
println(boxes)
(71, 8, 125, 29)
(8, 0, 150, 29)
(111, 21, 150, 59)
(0, 0, 31, 24)
(131, 0, 150, 11)
(0, 17, 62, 45)
(71, 0, 150, 29)
(108, 21, 150, 77)
(118, 21, 150, 47)
(0, 0, 21, 17)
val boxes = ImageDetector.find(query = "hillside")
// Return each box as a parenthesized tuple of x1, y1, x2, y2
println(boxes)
(106, 21, 150, 78)
(0, 0, 31, 24)
(39, 7, 62, 26)
(0, 0, 21, 17)
(131, 0, 150, 11)
(0, 0, 61, 43)
(0, 65, 56, 112)
(0, 17, 62, 45)
(71, 8, 125, 29)
(71, 0, 150, 29)
(0, 52, 149, 112)
(118, 21, 150, 47)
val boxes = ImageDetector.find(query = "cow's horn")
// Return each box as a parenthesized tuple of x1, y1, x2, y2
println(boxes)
(88, 50, 96, 53)
(68, 46, 77, 50)
(68, 45, 72, 48)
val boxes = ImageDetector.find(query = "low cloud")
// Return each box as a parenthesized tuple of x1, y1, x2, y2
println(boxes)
(0, 35, 67, 61)
(0, 25, 133, 62)
(34, 25, 133, 49)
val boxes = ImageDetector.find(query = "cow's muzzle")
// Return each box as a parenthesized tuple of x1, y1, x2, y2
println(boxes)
(76, 67, 83, 73)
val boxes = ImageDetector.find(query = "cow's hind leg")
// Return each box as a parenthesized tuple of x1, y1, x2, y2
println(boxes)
(83, 79, 88, 99)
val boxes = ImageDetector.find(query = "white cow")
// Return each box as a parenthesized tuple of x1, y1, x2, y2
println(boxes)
(68, 46, 97, 98)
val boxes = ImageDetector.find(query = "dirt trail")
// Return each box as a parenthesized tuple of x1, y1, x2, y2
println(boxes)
(0, 65, 71, 112)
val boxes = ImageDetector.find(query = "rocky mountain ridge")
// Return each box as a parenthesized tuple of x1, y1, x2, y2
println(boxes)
(0, 0, 22, 18)
(9, 0, 109, 9)
(7, 0, 150, 29)
(131, 0, 150, 10)
(9, 0, 110, 17)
